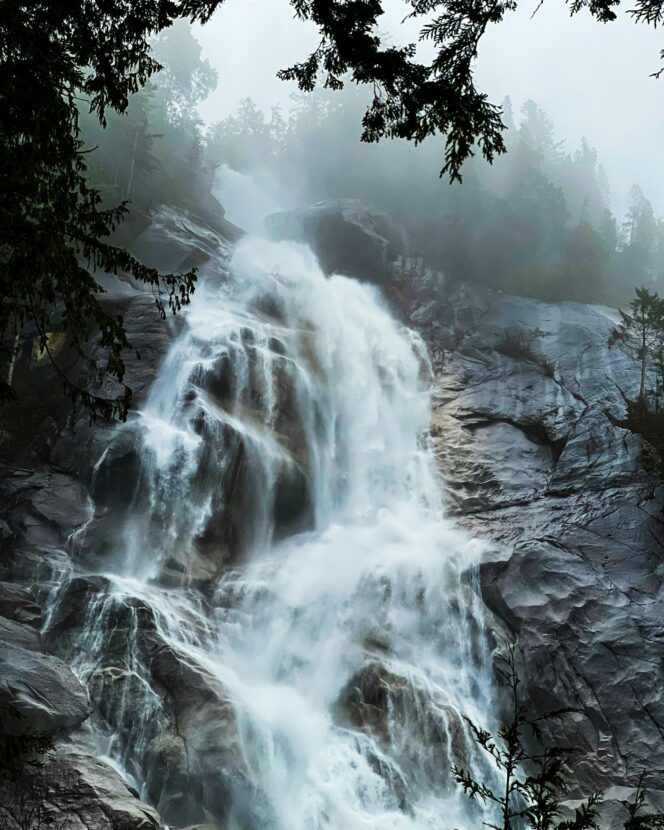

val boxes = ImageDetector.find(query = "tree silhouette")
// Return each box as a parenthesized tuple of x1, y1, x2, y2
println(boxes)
(622, 773, 664, 830)
(452, 648, 601, 830)
(3, 1, 664, 418)
(608, 287, 664, 406)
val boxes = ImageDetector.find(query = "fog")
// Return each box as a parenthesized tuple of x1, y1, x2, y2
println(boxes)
(195, 0, 664, 215)
(76, 1, 664, 310)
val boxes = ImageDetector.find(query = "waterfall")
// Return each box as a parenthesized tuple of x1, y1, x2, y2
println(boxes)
(47, 208, 497, 829)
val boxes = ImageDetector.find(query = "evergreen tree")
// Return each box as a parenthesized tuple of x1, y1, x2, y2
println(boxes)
(207, 98, 283, 174)
(148, 20, 217, 131)
(557, 139, 610, 232)
(608, 287, 664, 405)
(622, 773, 664, 830)
(619, 187, 659, 288)
(5, 0, 663, 421)
(0, 3, 207, 419)
(453, 647, 664, 830)
(452, 648, 601, 830)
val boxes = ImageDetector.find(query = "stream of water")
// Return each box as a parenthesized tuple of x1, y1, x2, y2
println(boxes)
(50, 178, 497, 829)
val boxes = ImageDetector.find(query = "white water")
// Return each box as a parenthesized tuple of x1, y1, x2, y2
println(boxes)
(214, 165, 287, 235)
(52, 205, 497, 828)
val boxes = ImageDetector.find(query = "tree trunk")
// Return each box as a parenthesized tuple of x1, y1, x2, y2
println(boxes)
(6, 331, 19, 387)
(125, 127, 139, 202)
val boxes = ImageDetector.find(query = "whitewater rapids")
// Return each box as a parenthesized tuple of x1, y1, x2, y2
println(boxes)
(55, 226, 497, 829)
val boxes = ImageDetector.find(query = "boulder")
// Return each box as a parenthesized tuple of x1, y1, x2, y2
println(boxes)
(337, 660, 474, 801)
(0, 472, 90, 559)
(338, 661, 407, 745)
(43, 575, 157, 663)
(265, 199, 412, 284)
(0, 581, 41, 627)
(0, 752, 162, 830)
(0, 641, 91, 736)
(42, 572, 250, 826)
(0, 616, 42, 651)
(130, 205, 235, 274)
(137, 629, 250, 827)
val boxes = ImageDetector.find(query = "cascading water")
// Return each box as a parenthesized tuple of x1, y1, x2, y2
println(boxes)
(47, 192, 498, 829)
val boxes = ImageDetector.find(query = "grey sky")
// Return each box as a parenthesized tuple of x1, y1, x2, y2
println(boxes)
(195, 0, 663, 217)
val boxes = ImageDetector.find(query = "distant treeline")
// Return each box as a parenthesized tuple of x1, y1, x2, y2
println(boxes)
(206, 92, 664, 308)
(79, 21, 218, 221)
(80, 22, 664, 309)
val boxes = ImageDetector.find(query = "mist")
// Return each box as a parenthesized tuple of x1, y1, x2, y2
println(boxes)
(194, 0, 664, 215)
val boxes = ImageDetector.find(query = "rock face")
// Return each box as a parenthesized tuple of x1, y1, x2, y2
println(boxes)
(410, 274, 664, 796)
(0, 205, 237, 830)
(0, 752, 163, 830)
(0, 572, 161, 830)
(265, 199, 412, 284)
(0, 640, 91, 736)
(130, 205, 242, 274)
(3, 197, 664, 827)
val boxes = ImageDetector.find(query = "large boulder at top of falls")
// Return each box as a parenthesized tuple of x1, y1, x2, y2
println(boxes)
(411, 273, 664, 797)
(129, 204, 242, 274)
(264, 199, 413, 284)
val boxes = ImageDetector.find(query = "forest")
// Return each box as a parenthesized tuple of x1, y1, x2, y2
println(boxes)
(81, 22, 664, 310)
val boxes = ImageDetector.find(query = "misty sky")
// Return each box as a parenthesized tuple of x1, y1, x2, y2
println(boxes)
(195, 0, 664, 216)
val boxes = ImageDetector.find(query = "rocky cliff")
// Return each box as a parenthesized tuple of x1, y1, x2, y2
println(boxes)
(268, 200, 664, 805)
(0, 205, 239, 830)
(422, 281, 664, 798)
(1, 198, 663, 827)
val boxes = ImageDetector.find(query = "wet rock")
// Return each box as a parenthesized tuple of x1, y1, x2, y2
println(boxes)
(0, 641, 91, 736)
(44, 575, 248, 826)
(265, 199, 413, 284)
(0, 472, 90, 558)
(174, 344, 314, 573)
(0, 581, 41, 627)
(337, 660, 474, 797)
(426, 282, 664, 792)
(136, 630, 250, 827)
(0, 751, 162, 830)
(89, 429, 144, 513)
(44, 576, 157, 663)
(130, 206, 234, 274)
(0, 616, 42, 651)
(339, 662, 407, 744)
(89, 666, 156, 733)
(272, 463, 312, 539)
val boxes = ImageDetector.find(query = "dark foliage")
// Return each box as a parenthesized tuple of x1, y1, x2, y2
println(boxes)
(495, 327, 556, 377)
(622, 773, 664, 830)
(278, 0, 664, 182)
(605, 287, 664, 474)
(608, 287, 664, 403)
(613, 398, 664, 475)
(278, 0, 508, 182)
(452, 647, 602, 830)
(453, 647, 664, 830)
(0, 4, 200, 421)
(0, 705, 51, 782)
(79, 20, 218, 215)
